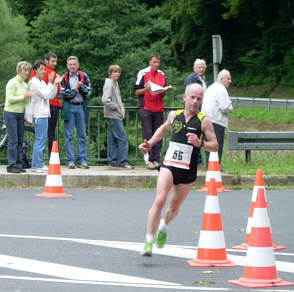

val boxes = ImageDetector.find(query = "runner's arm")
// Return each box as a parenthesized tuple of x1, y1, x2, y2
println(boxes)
(200, 117, 218, 152)
(138, 111, 175, 154)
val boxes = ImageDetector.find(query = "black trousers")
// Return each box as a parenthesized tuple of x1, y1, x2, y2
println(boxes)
(48, 105, 60, 157)
(139, 108, 163, 162)
(205, 123, 225, 166)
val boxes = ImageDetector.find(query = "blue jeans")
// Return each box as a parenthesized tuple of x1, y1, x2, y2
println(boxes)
(64, 104, 86, 164)
(32, 118, 48, 168)
(4, 111, 24, 168)
(107, 118, 128, 166)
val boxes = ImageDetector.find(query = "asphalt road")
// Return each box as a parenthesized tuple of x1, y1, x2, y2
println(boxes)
(0, 188, 293, 291)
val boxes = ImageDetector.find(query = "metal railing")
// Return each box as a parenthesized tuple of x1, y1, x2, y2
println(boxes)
(0, 105, 176, 163)
(1, 96, 293, 164)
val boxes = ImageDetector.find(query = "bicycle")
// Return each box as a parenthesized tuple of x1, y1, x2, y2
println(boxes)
(0, 120, 35, 168)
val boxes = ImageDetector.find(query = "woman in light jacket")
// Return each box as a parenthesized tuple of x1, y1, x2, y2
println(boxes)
(102, 65, 133, 169)
(28, 59, 62, 173)
(4, 61, 34, 173)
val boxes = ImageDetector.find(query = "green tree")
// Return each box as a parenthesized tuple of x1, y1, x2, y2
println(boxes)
(162, 0, 294, 87)
(0, 0, 35, 101)
(6, 0, 46, 24)
(30, 0, 176, 103)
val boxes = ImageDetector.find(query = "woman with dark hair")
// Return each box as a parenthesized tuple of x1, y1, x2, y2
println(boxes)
(4, 61, 34, 173)
(28, 59, 62, 173)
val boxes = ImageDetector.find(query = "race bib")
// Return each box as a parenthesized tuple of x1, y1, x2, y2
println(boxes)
(163, 141, 193, 170)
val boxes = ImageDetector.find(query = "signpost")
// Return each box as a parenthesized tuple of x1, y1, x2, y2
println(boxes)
(212, 35, 223, 81)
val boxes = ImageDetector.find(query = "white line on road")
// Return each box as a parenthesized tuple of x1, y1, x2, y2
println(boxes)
(0, 233, 293, 274)
(0, 254, 179, 286)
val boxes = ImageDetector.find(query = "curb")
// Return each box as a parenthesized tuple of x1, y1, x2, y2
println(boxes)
(0, 166, 293, 189)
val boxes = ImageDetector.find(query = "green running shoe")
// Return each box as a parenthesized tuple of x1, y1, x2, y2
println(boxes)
(156, 230, 167, 248)
(141, 242, 153, 256)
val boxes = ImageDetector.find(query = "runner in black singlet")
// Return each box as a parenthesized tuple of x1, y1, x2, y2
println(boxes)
(138, 83, 218, 257)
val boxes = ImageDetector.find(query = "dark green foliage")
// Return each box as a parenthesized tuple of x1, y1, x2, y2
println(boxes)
(6, 0, 46, 24)
(30, 0, 175, 104)
(0, 0, 35, 101)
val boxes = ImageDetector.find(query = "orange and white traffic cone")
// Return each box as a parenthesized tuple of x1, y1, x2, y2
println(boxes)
(228, 188, 293, 288)
(197, 152, 229, 192)
(188, 178, 235, 267)
(232, 169, 285, 250)
(35, 141, 72, 198)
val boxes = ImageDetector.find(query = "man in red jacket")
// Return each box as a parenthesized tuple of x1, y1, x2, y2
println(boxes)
(134, 53, 172, 170)
(30, 52, 61, 158)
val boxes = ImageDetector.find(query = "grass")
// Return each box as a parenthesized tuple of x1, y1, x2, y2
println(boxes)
(219, 107, 294, 175)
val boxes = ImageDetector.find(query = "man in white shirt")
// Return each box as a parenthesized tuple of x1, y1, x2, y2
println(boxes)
(201, 69, 233, 167)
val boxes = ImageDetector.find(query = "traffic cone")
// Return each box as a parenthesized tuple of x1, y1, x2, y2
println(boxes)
(197, 152, 230, 192)
(35, 141, 72, 198)
(228, 188, 293, 288)
(188, 178, 235, 267)
(232, 169, 285, 250)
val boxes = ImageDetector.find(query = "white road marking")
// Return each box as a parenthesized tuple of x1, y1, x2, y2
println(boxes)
(0, 233, 293, 290)
(0, 254, 178, 286)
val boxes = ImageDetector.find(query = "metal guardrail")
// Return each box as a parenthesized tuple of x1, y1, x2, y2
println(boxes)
(227, 131, 294, 163)
(231, 97, 294, 110)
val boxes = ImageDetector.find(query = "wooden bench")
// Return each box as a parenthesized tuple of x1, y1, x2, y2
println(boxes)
(227, 131, 294, 163)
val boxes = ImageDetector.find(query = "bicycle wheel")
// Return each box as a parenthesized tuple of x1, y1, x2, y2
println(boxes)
(22, 126, 35, 168)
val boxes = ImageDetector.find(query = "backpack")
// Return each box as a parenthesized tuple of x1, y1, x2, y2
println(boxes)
(63, 71, 85, 88)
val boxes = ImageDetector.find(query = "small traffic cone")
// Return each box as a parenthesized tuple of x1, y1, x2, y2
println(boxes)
(197, 152, 230, 192)
(232, 169, 285, 250)
(228, 188, 293, 288)
(35, 141, 72, 198)
(188, 178, 235, 267)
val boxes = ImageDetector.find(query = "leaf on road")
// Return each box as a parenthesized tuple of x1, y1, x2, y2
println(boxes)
(192, 280, 215, 285)
(202, 269, 220, 274)
(238, 228, 246, 232)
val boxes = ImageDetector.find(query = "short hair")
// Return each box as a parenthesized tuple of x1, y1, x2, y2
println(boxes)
(44, 52, 57, 61)
(149, 52, 160, 61)
(108, 65, 121, 77)
(16, 61, 31, 73)
(32, 59, 45, 71)
(217, 69, 230, 82)
(67, 56, 79, 63)
(194, 59, 206, 67)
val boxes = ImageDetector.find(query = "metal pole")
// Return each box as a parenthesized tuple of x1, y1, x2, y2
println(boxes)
(212, 35, 219, 82)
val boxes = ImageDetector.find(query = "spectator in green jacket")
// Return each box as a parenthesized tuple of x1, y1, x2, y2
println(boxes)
(4, 61, 34, 173)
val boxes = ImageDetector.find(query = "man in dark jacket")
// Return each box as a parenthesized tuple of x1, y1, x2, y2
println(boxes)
(184, 58, 209, 166)
(184, 59, 209, 91)
(60, 56, 91, 169)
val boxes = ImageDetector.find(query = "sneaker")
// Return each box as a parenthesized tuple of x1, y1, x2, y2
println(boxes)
(6, 166, 21, 174)
(77, 162, 89, 169)
(17, 167, 26, 173)
(107, 164, 119, 170)
(119, 164, 134, 169)
(156, 230, 167, 249)
(42, 165, 48, 171)
(153, 161, 160, 169)
(141, 242, 153, 257)
(68, 162, 75, 169)
(31, 167, 46, 173)
(146, 162, 155, 170)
